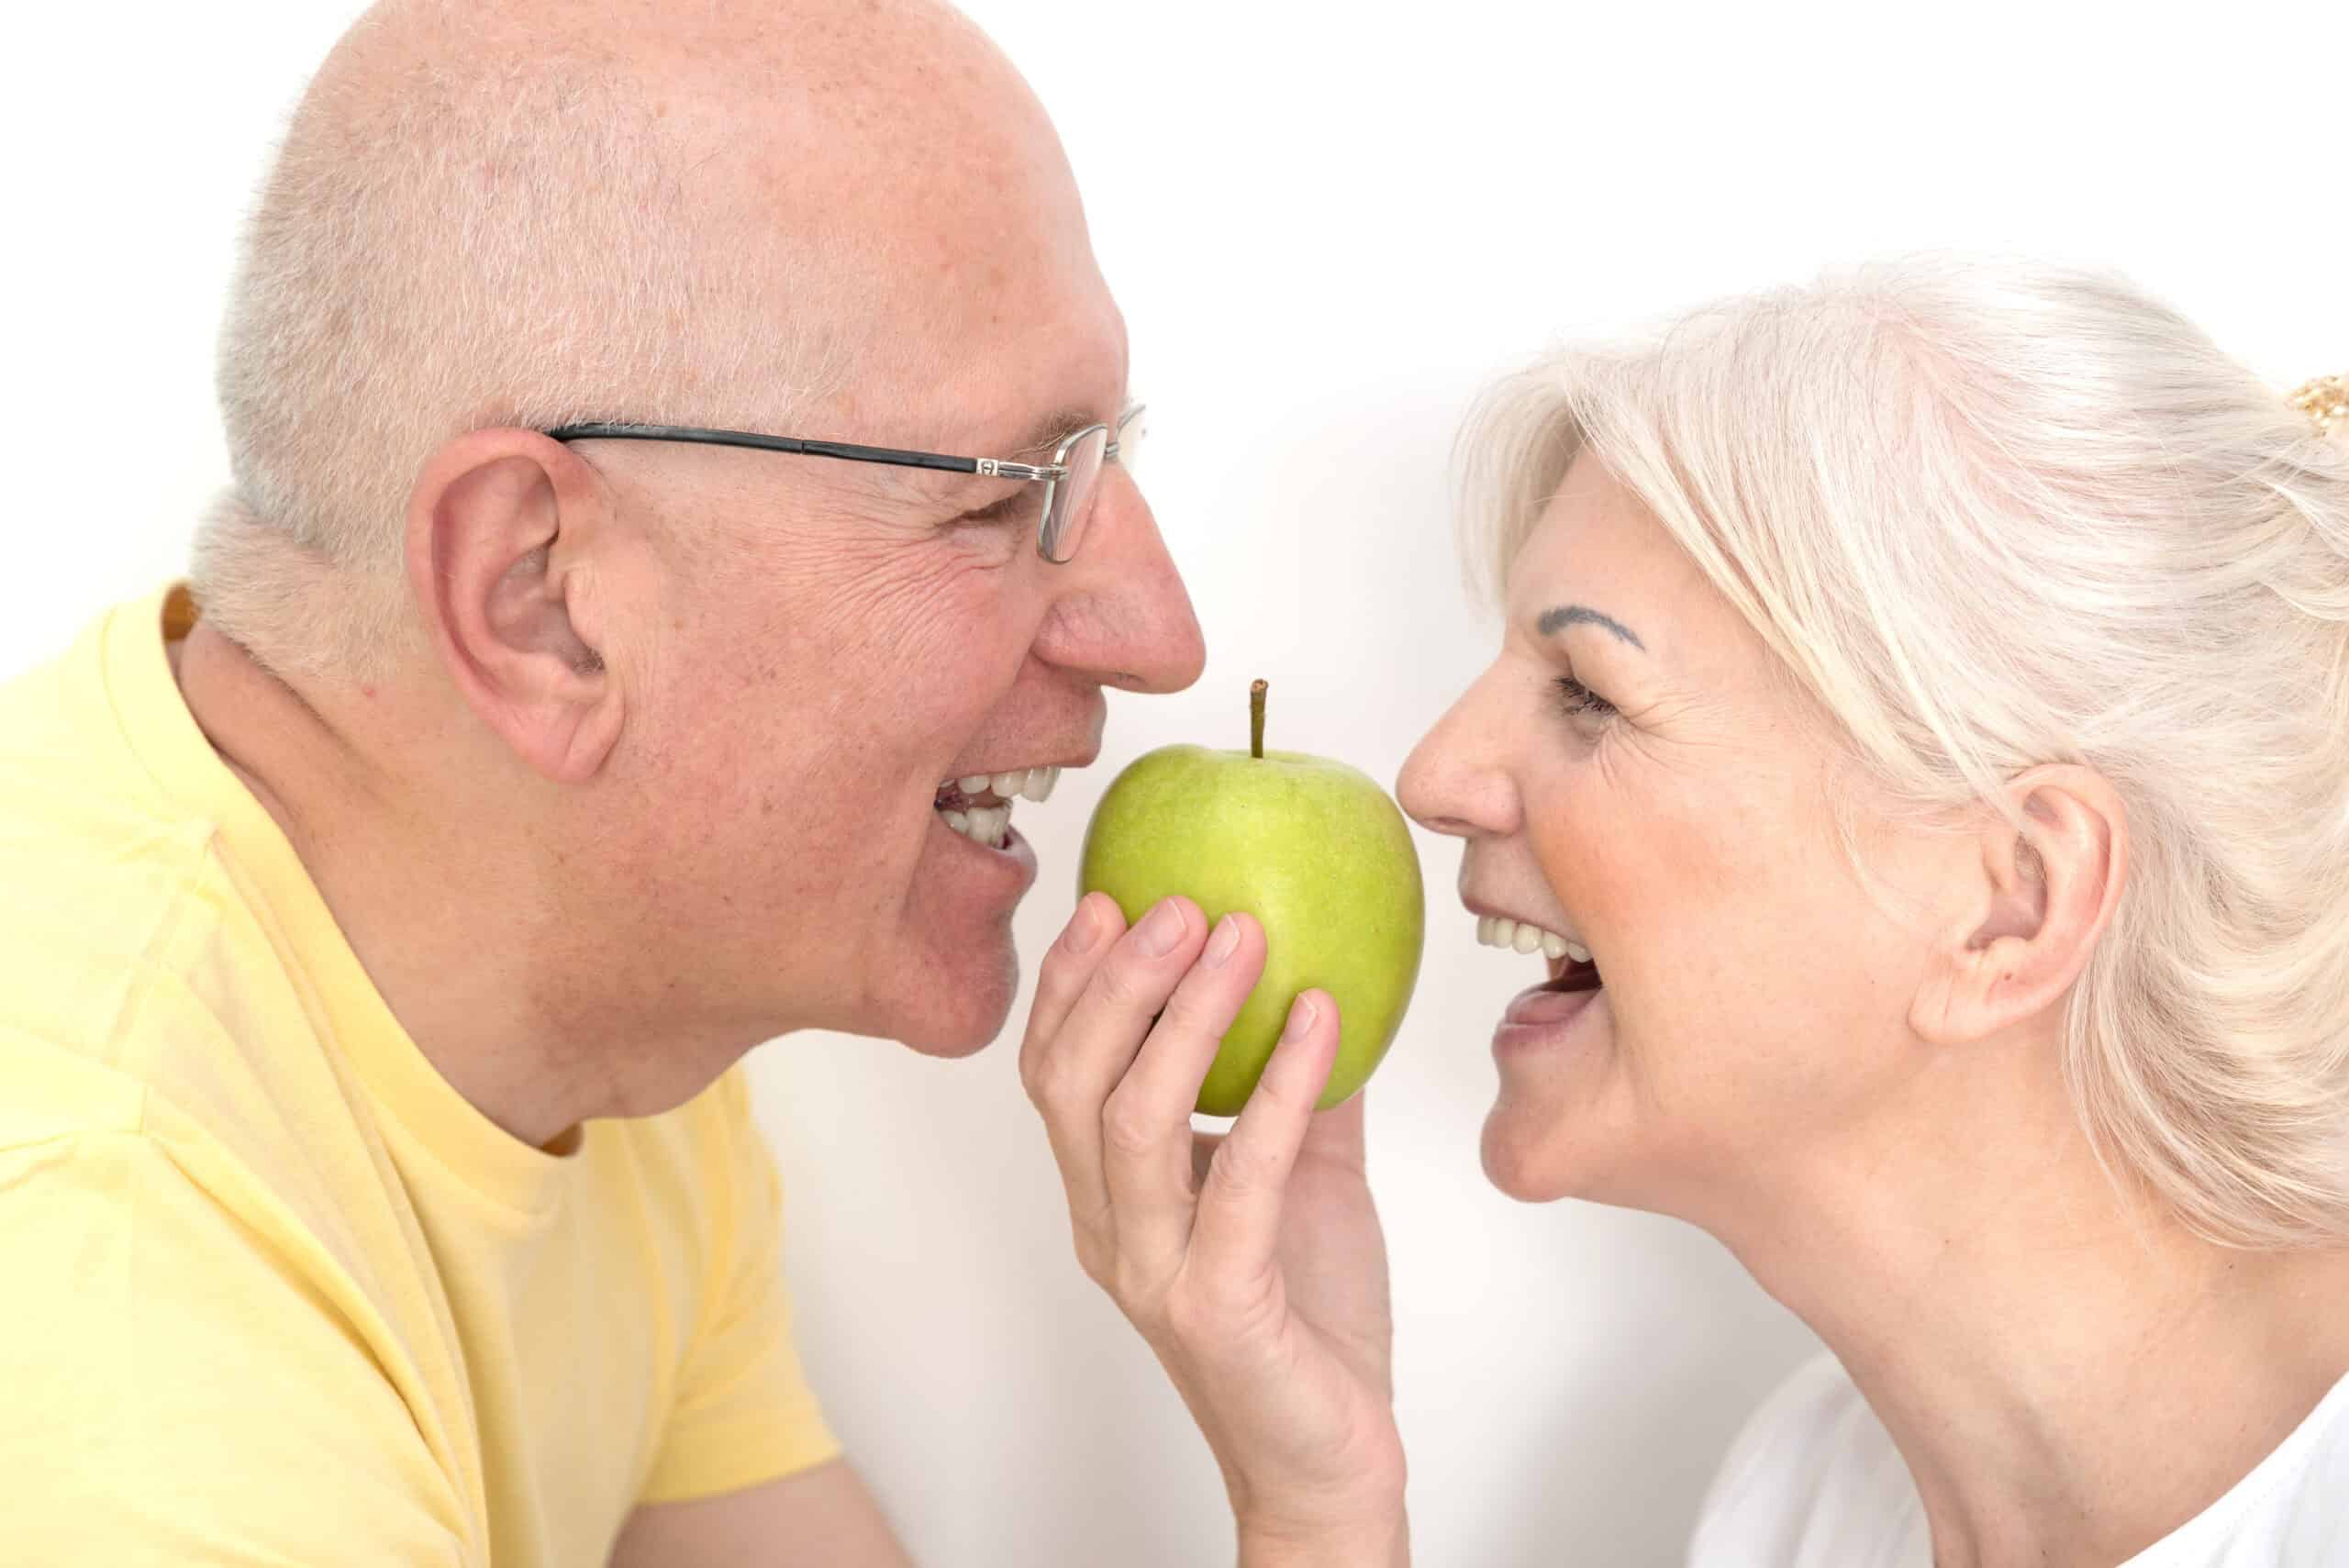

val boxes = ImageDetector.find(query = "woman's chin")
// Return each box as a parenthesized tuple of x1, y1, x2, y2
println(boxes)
(1477, 1061, 1667, 1207)
(1479, 987, 1629, 1201)
(1480, 1082, 1729, 1222)
(1480, 1106, 1684, 1209)
(1480, 1098, 1605, 1203)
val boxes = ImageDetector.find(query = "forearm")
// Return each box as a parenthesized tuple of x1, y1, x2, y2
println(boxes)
(1238, 1507, 1409, 1568)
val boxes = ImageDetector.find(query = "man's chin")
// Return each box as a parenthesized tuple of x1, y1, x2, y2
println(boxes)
(883, 997, 1011, 1057)
(862, 940, 1020, 1057)
(896, 1029, 999, 1060)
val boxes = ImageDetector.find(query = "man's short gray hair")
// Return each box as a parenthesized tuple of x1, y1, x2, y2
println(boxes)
(1461, 255, 2349, 1247)
(196, 25, 848, 680)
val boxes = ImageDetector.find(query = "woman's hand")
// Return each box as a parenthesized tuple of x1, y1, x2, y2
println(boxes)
(1020, 892, 1409, 1566)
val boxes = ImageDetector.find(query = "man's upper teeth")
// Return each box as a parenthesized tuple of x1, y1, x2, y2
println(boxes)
(952, 766, 1060, 802)
(934, 766, 1063, 848)
(1476, 915, 1590, 965)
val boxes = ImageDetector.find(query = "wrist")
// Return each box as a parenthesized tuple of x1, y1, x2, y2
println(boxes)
(1237, 1506, 1408, 1568)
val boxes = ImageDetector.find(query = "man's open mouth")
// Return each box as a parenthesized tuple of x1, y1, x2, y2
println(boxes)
(1477, 914, 1603, 994)
(933, 766, 1062, 851)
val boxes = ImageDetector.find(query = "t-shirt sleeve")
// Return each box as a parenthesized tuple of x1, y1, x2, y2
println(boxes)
(0, 1128, 471, 1567)
(638, 1073, 842, 1505)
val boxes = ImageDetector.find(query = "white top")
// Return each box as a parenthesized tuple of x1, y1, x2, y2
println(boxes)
(1688, 1352, 2349, 1567)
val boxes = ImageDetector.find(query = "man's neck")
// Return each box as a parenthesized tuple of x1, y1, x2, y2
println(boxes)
(1720, 1057, 2349, 1568)
(170, 621, 728, 1149)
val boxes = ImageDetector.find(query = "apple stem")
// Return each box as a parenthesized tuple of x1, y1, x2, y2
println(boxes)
(1250, 678, 1267, 761)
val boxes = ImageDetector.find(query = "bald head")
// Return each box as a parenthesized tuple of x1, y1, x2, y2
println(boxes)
(195, 0, 1086, 678)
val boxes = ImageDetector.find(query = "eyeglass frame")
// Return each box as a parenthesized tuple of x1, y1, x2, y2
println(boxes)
(544, 402, 1145, 564)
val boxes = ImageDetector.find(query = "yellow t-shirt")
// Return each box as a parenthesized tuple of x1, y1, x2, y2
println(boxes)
(0, 588, 840, 1567)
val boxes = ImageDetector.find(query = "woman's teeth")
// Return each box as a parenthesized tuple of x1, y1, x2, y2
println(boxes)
(1476, 915, 1590, 965)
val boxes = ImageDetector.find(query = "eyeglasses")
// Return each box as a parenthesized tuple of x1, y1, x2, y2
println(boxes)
(546, 403, 1146, 564)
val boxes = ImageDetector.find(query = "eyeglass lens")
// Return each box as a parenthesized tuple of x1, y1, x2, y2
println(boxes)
(1040, 410, 1145, 563)
(1041, 426, 1109, 562)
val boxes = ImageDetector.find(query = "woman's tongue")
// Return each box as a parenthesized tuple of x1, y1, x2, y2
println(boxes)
(1504, 965, 1602, 1026)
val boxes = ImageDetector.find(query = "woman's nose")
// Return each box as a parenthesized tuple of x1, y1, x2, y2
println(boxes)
(1397, 679, 1520, 840)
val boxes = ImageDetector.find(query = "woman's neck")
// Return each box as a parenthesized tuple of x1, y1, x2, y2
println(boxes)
(1716, 1046, 2349, 1567)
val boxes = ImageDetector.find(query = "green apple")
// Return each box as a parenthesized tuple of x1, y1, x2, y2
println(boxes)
(1077, 681, 1425, 1115)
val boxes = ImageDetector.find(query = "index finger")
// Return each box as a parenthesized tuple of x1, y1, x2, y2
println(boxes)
(1019, 891, 1127, 1088)
(1190, 989, 1345, 1284)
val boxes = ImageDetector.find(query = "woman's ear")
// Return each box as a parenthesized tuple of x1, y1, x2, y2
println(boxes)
(405, 429, 625, 784)
(1909, 764, 2128, 1048)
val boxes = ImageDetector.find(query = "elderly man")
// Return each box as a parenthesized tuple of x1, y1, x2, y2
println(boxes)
(0, 0, 1202, 1562)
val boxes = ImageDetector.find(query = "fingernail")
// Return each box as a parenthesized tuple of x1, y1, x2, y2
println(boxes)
(1282, 993, 1319, 1041)
(1203, 915, 1241, 968)
(1135, 899, 1187, 957)
(1063, 898, 1103, 955)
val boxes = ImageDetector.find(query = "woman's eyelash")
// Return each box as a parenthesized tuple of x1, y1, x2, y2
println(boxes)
(1553, 674, 1618, 721)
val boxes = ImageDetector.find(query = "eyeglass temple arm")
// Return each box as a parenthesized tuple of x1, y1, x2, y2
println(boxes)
(545, 422, 1061, 482)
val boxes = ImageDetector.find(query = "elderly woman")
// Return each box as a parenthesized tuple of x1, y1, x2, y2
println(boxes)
(1020, 258, 2349, 1565)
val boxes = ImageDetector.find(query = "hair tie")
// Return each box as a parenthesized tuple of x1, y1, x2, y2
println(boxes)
(2290, 374, 2347, 436)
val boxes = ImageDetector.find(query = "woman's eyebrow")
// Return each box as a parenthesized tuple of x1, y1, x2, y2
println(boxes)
(1538, 604, 1646, 651)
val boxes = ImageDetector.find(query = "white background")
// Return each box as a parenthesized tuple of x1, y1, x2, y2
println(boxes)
(8, 3, 2346, 1564)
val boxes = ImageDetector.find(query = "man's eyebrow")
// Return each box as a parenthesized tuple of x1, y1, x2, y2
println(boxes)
(1000, 406, 1105, 461)
(894, 406, 1107, 498)
(1538, 604, 1646, 651)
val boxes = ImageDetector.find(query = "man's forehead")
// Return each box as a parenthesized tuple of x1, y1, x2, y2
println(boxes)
(831, 295, 1130, 447)
(361, 0, 1056, 213)
(541, 0, 1129, 480)
(386, 0, 985, 81)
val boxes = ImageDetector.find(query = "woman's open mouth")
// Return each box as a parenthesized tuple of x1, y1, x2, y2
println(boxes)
(1478, 914, 1604, 1043)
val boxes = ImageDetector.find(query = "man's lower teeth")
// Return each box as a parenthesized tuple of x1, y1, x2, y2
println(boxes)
(941, 806, 1012, 849)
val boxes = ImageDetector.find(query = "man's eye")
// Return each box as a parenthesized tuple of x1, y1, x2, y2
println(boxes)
(956, 491, 1030, 528)
(1553, 674, 1618, 721)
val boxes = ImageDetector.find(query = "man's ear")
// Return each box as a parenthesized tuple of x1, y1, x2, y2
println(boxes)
(405, 429, 624, 784)
(1909, 764, 2128, 1048)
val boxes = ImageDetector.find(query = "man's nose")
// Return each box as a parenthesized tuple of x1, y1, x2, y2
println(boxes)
(1035, 477, 1206, 694)
(1397, 670, 1520, 840)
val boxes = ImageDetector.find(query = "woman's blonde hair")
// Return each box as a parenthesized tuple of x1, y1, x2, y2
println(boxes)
(1461, 255, 2349, 1247)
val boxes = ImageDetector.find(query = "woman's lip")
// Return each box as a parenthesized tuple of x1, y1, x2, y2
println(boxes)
(1493, 978, 1604, 1054)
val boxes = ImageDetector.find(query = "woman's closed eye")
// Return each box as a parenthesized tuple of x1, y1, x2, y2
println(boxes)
(1553, 673, 1619, 722)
